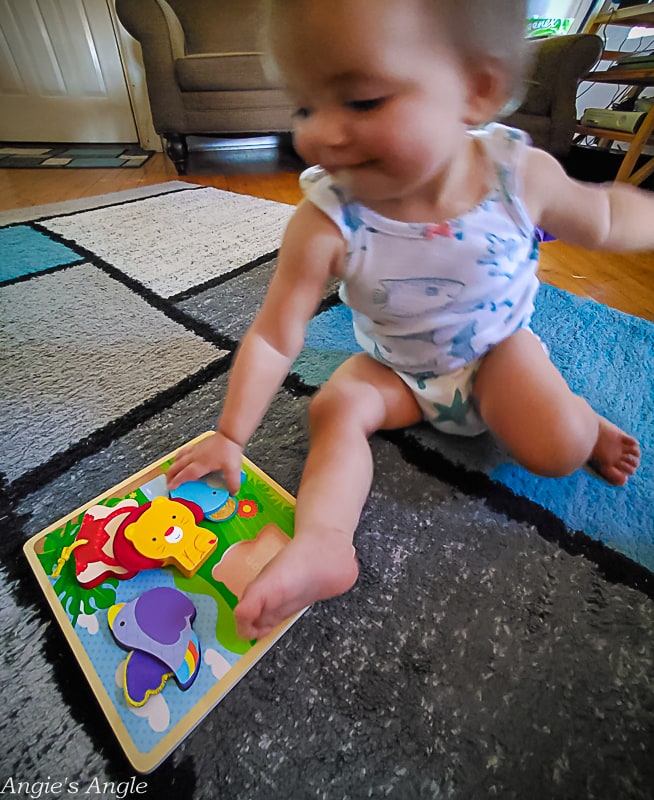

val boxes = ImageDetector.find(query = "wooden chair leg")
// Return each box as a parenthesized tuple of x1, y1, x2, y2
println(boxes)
(164, 134, 188, 175)
(628, 155, 654, 186)
(616, 104, 654, 183)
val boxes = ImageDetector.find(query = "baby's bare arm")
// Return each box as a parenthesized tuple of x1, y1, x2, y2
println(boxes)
(218, 201, 345, 443)
(523, 147, 654, 253)
(167, 201, 345, 492)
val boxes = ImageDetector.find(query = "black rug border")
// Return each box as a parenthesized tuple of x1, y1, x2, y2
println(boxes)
(169, 250, 279, 303)
(6, 355, 232, 502)
(0, 258, 87, 289)
(387, 427, 654, 600)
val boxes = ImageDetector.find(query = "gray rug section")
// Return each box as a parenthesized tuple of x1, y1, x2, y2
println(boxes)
(7, 377, 654, 799)
(176, 256, 339, 339)
(0, 569, 109, 777)
(0, 263, 225, 484)
(0, 181, 197, 227)
(177, 259, 278, 340)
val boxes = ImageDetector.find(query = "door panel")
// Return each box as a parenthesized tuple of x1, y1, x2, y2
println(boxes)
(0, 0, 137, 142)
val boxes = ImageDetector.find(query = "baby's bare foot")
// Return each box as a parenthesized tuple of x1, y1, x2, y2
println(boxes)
(234, 532, 359, 640)
(588, 416, 640, 486)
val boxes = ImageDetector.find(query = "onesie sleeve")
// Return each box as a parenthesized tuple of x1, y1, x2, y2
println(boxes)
(299, 166, 357, 243)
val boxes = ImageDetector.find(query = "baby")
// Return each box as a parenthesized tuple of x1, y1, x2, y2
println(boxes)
(167, 0, 652, 640)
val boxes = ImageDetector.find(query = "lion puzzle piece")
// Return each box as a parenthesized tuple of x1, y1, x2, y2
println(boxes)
(108, 587, 201, 707)
(116, 496, 218, 578)
(58, 496, 218, 585)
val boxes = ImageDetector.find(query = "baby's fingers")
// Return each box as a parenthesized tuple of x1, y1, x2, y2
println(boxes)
(166, 447, 203, 490)
(222, 463, 243, 497)
(166, 457, 207, 491)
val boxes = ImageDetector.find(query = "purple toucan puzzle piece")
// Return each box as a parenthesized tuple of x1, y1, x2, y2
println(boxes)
(124, 650, 173, 706)
(108, 587, 201, 705)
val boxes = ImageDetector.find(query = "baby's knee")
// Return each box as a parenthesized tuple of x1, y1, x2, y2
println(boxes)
(309, 384, 354, 425)
(519, 404, 597, 478)
(308, 381, 379, 432)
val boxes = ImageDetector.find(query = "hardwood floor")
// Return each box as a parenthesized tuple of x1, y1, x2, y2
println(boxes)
(1, 150, 652, 320)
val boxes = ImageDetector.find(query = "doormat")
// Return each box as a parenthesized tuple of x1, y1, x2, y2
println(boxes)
(0, 143, 154, 169)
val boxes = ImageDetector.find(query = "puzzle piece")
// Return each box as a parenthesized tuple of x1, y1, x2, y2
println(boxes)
(52, 499, 139, 589)
(212, 523, 289, 599)
(120, 496, 218, 578)
(108, 587, 201, 707)
(170, 470, 246, 521)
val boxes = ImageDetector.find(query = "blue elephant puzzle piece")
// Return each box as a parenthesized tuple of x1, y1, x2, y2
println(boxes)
(170, 470, 246, 520)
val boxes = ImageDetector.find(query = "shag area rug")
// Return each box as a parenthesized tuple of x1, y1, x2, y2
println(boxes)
(1, 183, 652, 799)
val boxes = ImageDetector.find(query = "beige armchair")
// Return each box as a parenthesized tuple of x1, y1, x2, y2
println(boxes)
(504, 33, 603, 158)
(115, 0, 295, 174)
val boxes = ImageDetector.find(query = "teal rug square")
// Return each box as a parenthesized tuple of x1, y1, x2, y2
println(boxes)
(67, 157, 127, 168)
(0, 225, 81, 283)
(62, 147, 125, 157)
(294, 286, 654, 572)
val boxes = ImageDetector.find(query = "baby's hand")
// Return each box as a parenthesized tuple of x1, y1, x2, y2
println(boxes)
(166, 431, 243, 495)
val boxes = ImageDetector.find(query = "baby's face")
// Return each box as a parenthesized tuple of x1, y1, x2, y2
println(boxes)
(272, 0, 474, 206)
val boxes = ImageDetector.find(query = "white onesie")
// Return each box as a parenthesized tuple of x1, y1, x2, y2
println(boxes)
(301, 123, 539, 435)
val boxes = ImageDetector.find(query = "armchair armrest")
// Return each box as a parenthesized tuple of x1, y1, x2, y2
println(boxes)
(539, 34, 602, 155)
(506, 34, 603, 157)
(116, 0, 188, 132)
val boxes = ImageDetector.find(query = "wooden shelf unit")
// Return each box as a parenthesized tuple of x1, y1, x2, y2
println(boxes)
(576, 122, 654, 143)
(583, 66, 654, 85)
(586, 4, 654, 30)
(577, 5, 654, 185)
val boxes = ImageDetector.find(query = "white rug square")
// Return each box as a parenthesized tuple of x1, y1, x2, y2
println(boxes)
(41, 187, 295, 298)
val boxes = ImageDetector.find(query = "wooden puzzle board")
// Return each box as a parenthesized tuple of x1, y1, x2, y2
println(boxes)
(23, 432, 302, 773)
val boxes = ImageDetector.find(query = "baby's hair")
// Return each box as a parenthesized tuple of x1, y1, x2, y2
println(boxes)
(426, 0, 530, 114)
(260, 0, 530, 116)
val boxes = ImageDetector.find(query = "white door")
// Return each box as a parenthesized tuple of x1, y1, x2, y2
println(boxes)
(0, 0, 138, 143)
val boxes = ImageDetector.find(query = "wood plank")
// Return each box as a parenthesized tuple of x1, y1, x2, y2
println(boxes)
(590, 5, 654, 29)
(538, 241, 654, 322)
(615, 104, 654, 182)
(581, 67, 654, 85)
(575, 124, 654, 145)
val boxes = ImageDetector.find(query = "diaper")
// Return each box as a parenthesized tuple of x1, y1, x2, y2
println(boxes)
(397, 359, 487, 437)
(396, 330, 548, 436)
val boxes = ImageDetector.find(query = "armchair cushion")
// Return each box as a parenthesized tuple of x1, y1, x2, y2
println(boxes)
(175, 53, 271, 92)
(504, 33, 603, 157)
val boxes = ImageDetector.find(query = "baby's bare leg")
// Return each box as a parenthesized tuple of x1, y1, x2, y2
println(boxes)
(234, 354, 422, 641)
(472, 329, 640, 484)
